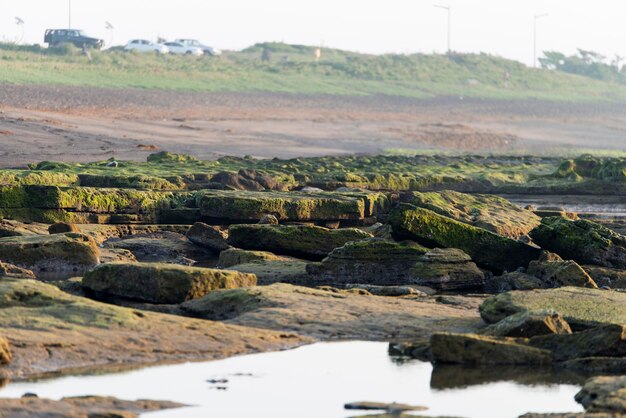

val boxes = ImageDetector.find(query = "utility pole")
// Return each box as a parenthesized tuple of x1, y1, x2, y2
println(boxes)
(68, 0, 72, 29)
(533, 13, 548, 67)
(434, 4, 451, 53)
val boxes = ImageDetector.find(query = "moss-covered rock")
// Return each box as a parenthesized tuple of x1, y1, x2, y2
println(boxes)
(530, 217, 626, 269)
(0, 233, 99, 279)
(480, 287, 626, 328)
(147, 151, 198, 164)
(430, 333, 553, 365)
(529, 324, 626, 362)
(224, 259, 310, 285)
(82, 262, 256, 304)
(306, 238, 428, 285)
(481, 310, 572, 338)
(186, 222, 229, 252)
(527, 253, 598, 289)
(228, 224, 372, 260)
(389, 204, 542, 272)
(218, 248, 291, 268)
(196, 190, 387, 222)
(410, 248, 485, 291)
(407, 190, 541, 239)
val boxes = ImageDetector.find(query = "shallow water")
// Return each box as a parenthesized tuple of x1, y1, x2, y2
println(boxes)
(0, 342, 584, 418)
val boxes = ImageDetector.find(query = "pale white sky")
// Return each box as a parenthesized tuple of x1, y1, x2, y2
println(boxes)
(0, 0, 624, 65)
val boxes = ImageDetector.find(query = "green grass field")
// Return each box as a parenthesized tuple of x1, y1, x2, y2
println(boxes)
(2, 42, 626, 101)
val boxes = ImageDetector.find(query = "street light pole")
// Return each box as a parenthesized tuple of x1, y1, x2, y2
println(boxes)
(434, 4, 451, 53)
(68, 0, 72, 29)
(533, 13, 548, 67)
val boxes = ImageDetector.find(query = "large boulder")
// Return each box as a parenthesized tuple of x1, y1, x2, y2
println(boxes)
(530, 217, 626, 269)
(481, 310, 572, 338)
(430, 333, 553, 366)
(407, 190, 541, 239)
(388, 204, 542, 272)
(410, 248, 485, 291)
(306, 239, 427, 285)
(480, 287, 626, 328)
(529, 325, 626, 361)
(82, 262, 256, 304)
(0, 233, 99, 279)
(227, 224, 372, 260)
(527, 252, 598, 289)
(186, 222, 230, 252)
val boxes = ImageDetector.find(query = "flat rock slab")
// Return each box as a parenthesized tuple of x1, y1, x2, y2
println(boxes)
(0, 232, 99, 279)
(196, 190, 388, 222)
(0, 278, 306, 380)
(344, 401, 427, 412)
(407, 190, 541, 239)
(182, 283, 484, 341)
(307, 238, 428, 285)
(0, 396, 184, 418)
(480, 287, 626, 328)
(82, 262, 256, 304)
(430, 333, 553, 366)
(228, 224, 372, 260)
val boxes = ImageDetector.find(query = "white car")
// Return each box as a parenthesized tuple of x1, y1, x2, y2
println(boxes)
(175, 39, 221, 56)
(124, 39, 169, 54)
(162, 41, 203, 56)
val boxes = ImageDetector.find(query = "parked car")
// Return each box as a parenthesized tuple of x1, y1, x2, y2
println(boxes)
(174, 39, 221, 56)
(162, 42, 203, 56)
(44, 29, 104, 49)
(124, 39, 169, 54)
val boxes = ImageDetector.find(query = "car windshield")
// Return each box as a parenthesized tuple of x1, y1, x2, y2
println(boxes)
(77, 30, 87, 37)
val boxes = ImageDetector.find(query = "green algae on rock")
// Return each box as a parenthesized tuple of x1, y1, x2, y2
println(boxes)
(530, 217, 626, 269)
(0, 233, 99, 279)
(228, 224, 372, 259)
(307, 238, 428, 286)
(406, 190, 541, 239)
(480, 287, 626, 328)
(196, 190, 388, 222)
(389, 203, 541, 272)
(82, 262, 257, 304)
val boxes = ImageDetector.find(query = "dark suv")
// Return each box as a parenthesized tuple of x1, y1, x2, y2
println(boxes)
(44, 29, 104, 49)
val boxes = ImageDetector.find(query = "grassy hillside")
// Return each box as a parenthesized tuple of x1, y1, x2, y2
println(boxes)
(2, 41, 626, 101)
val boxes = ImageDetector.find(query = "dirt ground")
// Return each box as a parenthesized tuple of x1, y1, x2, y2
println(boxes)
(1, 84, 626, 167)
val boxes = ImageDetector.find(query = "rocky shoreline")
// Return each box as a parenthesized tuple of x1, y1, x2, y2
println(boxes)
(0, 152, 624, 416)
